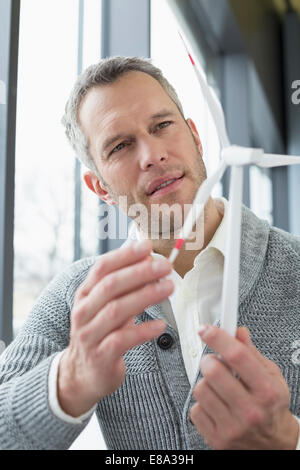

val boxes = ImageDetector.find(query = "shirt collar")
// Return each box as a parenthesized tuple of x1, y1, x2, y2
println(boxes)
(200, 197, 228, 258)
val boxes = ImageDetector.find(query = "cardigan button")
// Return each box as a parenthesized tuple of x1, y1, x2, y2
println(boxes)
(157, 333, 173, 350)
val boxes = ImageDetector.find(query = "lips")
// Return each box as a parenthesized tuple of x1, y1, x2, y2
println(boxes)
(146, 173, 184, 196)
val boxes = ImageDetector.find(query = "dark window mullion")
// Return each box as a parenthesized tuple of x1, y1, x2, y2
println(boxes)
(0, 0, 20, 345)
(73, 0, 84, 262)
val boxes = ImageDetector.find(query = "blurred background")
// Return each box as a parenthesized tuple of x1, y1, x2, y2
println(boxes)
(1, 0, 300, 449)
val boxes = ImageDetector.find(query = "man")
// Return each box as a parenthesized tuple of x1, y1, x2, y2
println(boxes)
(1, 57, 300, 450)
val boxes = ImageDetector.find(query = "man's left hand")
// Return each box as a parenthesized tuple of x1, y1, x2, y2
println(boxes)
(190, 325, 299, 450)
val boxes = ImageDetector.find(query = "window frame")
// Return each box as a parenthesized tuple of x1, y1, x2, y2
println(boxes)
(0, 0, 20, 345)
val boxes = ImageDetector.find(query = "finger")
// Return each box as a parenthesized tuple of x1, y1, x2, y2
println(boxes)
(236, 327, 277, 372)
(198, 324, 269, 393)
(75, 256, 172, 327)
(78, 278, 174, 349)
(190, 402, 216, 437)
(199, 354, 253, 415)
(236, 327, 252, 347)
(193, 377, 231, 428)
(97, 317, 167, 361)
(76, 240, 153, 300)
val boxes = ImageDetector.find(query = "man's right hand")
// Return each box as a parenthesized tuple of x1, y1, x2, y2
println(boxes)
(57, 240, 174, 417)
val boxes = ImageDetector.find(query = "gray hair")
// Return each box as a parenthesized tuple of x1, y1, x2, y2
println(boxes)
(61, 56, 185, 178)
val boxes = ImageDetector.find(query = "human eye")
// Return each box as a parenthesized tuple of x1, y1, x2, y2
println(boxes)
(155, 121, 173, 131)
(110, 141, 128, 155)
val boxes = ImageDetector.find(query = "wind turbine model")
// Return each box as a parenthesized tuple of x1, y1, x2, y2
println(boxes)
(168, 32, 300, 337)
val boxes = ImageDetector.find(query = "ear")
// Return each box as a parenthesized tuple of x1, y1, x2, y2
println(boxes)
(83, 171, 116, 206)
(186, 118, 203, 155)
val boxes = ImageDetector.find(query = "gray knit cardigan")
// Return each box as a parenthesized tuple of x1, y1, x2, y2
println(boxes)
(1, 205, 300, 450)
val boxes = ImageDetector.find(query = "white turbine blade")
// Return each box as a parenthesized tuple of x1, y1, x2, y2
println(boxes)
(257, 153, 300, 168)
(178, 31, 231, 149)
(192, 66, 231, 149)
(181, 160, 227, 241)
(221, 165, 243, 337)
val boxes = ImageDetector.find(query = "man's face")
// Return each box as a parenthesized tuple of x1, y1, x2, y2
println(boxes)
(79, 71, 207, 236)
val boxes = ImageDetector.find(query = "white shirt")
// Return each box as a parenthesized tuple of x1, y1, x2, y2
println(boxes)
(48, 197, 300, 448)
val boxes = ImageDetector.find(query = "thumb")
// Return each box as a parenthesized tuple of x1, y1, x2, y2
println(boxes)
(236, 326, 252, 347)
(236, 326, 264, 362)
(236, 327, 278, 373)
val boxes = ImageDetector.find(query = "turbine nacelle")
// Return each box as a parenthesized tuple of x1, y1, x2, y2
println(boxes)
(221, 146, 264, 166)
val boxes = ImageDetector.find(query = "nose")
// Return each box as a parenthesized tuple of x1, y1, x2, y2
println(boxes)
(138, 136, 168, 171)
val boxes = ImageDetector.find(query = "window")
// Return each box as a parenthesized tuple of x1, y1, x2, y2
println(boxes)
(14, 0, 79, 335)
(14, 0, 102, 335)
